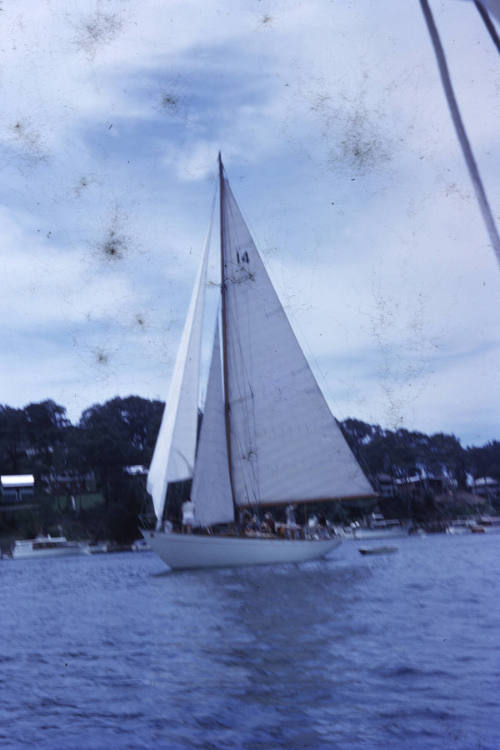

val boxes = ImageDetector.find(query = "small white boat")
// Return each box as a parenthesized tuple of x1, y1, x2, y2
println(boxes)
(351, 513, 407, 540)
(143, 156, 375, 571)
(352, 526, 408, 541)
(446, 522, 470, 535)
(88, 542, 110, 554)
(10, 535, 89, 560)
(131, 539, 151, 552)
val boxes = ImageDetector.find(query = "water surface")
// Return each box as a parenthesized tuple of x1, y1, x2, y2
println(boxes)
(1, 533, 499, 749)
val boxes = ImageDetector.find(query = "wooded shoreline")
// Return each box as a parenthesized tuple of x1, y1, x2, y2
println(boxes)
(1, 398, 498, 543)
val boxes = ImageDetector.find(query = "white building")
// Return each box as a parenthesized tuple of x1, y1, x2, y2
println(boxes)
(0, 474, 35, 504)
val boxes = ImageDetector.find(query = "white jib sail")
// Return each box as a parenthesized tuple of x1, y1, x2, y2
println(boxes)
(147, 221, 212, 527)
(191, 319, 235, 527)
(221, 177, 374, 507)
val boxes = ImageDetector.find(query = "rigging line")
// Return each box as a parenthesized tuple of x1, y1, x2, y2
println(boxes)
(419, 0, 500, 269)
(474, 1, 500, 54)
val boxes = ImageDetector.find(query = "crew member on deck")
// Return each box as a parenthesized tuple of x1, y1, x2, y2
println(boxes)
(263, 512, 276, 535)
(182, 499, 195, 534)
(285, 503, 298, 539)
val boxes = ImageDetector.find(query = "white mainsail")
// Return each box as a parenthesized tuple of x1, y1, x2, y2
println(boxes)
(147, 227, 211, 527)
(191, 319, 234, 528)
(221, 175, 374, 507)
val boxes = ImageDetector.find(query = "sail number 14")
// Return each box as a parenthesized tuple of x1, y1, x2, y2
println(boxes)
(236, 251, 250, 264)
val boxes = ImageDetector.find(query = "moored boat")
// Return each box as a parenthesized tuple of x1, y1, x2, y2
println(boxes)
(9, 535, 89, 560)
(351, 525, 408, 541)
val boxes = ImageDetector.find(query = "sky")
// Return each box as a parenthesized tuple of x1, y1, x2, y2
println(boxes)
(1, 0, 499, 446)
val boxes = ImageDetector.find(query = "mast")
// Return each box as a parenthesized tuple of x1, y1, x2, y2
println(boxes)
(218, 152, 238, 517)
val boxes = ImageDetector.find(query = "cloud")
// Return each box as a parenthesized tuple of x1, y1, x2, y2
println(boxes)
(1, 0, 499, 442)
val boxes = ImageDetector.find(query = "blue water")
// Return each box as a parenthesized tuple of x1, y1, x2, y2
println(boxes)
(1, 533, 499, 749)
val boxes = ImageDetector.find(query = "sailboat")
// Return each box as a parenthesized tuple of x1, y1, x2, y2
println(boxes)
(142, 155, 375, 570)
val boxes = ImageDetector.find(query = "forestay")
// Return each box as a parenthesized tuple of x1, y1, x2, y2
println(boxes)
(221, 176, 374, 507)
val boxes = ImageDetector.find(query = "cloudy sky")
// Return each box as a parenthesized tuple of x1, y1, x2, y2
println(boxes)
(1, 0, 499, 446)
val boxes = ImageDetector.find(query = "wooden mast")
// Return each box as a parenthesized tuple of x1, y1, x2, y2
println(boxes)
(218, 153, 238, 519)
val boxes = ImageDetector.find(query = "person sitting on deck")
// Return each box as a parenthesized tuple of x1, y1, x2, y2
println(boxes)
(317, 513, 329, 539)
(240, 510, 252, 536)
(247, 514, 260, 535)
(242, 512, 262, 536)
(263, 512, 276, 535)
(181, 499, 195, 534)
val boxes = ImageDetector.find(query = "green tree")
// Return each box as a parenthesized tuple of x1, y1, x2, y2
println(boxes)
(424, 433, 466, 487)
(0, 405, 29, 473)
(78, 396, 163, 503)
(468, 441, 500, 481)
(24, 400, 71, 476)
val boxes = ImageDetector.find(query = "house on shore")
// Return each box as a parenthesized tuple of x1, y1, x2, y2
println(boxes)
(0, 474, 35, 508)
(470, 476, 500, 502)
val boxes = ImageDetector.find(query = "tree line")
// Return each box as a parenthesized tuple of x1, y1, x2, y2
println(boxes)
(340, 418, 500, 487)
(0, 398, 498, 541)
(0, 397, 163, 543)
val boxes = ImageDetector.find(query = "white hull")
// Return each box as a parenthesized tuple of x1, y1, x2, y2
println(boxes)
(446, 526, 470, 535)
(351, 526, 408, 541)
(11, 538, 89, 560)
(141, 530, 341, 571)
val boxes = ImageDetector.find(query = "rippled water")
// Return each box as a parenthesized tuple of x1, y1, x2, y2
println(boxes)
(1, 533, 499, 749)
